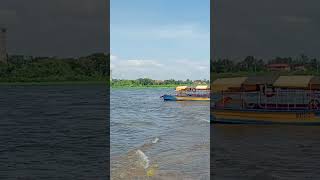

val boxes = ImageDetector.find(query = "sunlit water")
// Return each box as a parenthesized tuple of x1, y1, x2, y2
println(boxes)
(111, 88, 210, 179)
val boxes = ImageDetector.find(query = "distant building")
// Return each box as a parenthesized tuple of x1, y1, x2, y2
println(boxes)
(0, 28, 7, 63)
(266, 63, 290, 71)
(154, 80, 164, 84)
(193, 80, 206, 85)
(293, 64, 306, 71)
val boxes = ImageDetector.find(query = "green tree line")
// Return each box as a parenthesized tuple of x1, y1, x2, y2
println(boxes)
(211, 54, 320, 73)
(111, 78, 209, 87)
(0, 53, 109, 82)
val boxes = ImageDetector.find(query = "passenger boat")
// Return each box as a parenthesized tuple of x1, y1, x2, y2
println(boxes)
(211, 75, 320, 125)
(161, 85, 210, 101)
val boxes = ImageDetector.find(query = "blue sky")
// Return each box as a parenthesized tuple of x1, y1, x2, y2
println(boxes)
(111, 0, 209, 80)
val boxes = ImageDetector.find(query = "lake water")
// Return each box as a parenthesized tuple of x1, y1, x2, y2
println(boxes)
(211, 92, 320, 179)
(0, 85, 108, 179)
(3, 85, 318, 179)
(211, 124, 320, 179)
(111, 88, 210, 179)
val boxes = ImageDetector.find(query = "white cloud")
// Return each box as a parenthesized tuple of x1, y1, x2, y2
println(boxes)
(0, 10, 19, 26)
(111, 23, 209, 40)
(110, 54, 118, 61)
(281, 16, 312, 24)
(152, 24, 208, 39)
(125, 60, 163, 68)
(111, 54, 209, 80)
(111, 56, 163, 69)
(175, 59, 209, 70)
(110, 54, 118, 69)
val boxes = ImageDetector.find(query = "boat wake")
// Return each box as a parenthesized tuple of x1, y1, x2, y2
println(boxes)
(111, 136, 198, 179)
(134, 138, 160, 170)
(138, 137, 160, 151)
(152, 137, 159, 144)
(111, 137, 160, 179)
(135, 149, 150, 169)
(201, 118, 210, 123)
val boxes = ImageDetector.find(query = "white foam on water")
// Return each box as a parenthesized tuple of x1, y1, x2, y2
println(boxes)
(152, 137, 159, 144)
(202, 118, 210, 123)
(136, 149, 150, 169)
(198, 117, 210, 123)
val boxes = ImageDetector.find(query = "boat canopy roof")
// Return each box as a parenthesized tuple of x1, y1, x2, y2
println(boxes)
(195, 85, 209, 90)
(243, 75, 279, 85)
(176, 85, 210, 91)
(273, 76, 313, 88)
(212, 77, 247, 92)
(310, 76, 320, 85)
(212, 75, 320, 92)
(175, 86, 188, 91)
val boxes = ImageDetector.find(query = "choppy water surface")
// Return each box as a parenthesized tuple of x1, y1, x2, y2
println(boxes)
(0, 85, 108, 179)
(212, 125, 320, 179)
(111, 88, 210, 179)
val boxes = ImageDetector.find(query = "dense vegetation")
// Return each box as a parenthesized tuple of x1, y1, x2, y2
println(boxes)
(111, 78, 209, 87)
(211, 54, 320, 74)
(210, 54, 320, 81)
(4, 53, 317, 85)
(0, 53, 109, 83)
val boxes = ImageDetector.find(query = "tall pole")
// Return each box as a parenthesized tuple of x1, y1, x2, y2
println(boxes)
(0, 28, 7, 63)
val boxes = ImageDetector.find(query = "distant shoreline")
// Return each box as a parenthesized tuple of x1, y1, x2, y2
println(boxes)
(211, 71, 320, 80)
(0, 80, 108, 86)
(110, 78, 209, 88)
(0, 82, 201, 87)
(111, 84, 188, 88)
(0, 81, 189, 87)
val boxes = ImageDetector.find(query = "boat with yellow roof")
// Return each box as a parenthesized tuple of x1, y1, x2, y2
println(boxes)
(211, 75, 320, 125)
(161, 85, 210, 101)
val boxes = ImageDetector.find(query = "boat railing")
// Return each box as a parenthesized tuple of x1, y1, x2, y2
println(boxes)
(213, 90, 320, 111)
(176, 89, 210, 97)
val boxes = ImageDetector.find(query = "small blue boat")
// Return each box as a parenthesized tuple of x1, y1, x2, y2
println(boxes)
(161, 94, 177, 101)
(161, 85, 210, 101)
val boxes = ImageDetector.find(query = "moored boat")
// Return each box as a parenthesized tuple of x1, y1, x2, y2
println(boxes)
(161, 85, 210, 101)
(211, 75, 320, 125)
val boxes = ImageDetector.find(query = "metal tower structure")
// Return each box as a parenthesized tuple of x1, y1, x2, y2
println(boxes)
(0, 28, 7, 63)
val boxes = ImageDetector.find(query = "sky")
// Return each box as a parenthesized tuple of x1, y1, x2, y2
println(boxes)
(111, 0, 210, 80)
(0, 0, 107, 57)
(1, 0, 320, 79)
(213, 0, 320, 60)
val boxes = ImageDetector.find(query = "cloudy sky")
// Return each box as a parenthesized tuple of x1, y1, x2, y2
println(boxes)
(111, 0, 210, 80)
(213, 0, 320, 60)
(0, 0, 107, 57)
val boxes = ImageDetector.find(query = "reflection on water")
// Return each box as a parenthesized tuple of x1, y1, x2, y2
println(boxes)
(111, 88, 209, 179)
(212, 124, 320, 179)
